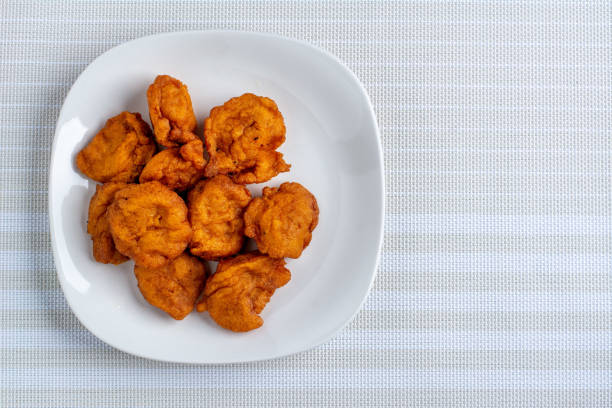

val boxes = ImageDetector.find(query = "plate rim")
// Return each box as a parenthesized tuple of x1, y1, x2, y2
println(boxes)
(48, 30, 385, 364)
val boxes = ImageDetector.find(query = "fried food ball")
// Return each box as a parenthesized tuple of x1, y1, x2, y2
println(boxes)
(187, 175, 251, 260)
(196, 252, 291, 332)
(107, 181, 192, 268)
(147, 75, 198, 147)
(203, 93, 290, 184)
(134, 253, 207, 320)
(139, 139, 205, 191)
(86, 182, 129, 264)
(244, 182, 319, 259)
(76, 112, 156, 183)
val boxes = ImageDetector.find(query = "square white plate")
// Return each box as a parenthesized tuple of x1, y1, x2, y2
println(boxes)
(49, 31, 384, 363)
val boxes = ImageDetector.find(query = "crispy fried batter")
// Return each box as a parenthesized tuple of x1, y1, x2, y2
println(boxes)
(134, 253, 207, 320)
(76, 112, 156, 183)
(187, 175, 251, 260)
(233, 150, 290, 185)
(87, 182, 129, 264)
(179, 137, 206, 169)
(196, 252, 291, 332)
(244, 182, 319, 259)
(107, 181, 192, 268)
(147, 75, 198, 147)
(203, 93, 290, 184)
(139, 139, 205, 191)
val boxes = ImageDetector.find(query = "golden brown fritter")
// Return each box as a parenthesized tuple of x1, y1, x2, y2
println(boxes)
(87, 182, 129, 265)
(187, 175, 251, 260)
(244, 182, 319, 259)
(76, 112, 156, 183)
(107, 182, 192, 268)
(203, 93, 290, 184)
(196, 252, 291, 332)
(139, 139, 205, 191)
(134, 253, 207, 320)
(147, 75, 198, 147)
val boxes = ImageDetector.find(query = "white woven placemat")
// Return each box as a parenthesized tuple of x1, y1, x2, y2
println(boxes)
(1, 1, 611, 406)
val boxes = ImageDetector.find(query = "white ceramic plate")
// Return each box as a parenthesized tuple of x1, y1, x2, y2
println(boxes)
(49, 31, 384, 363)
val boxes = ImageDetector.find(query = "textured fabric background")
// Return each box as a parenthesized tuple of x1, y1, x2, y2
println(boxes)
(1, 1, 612, 407)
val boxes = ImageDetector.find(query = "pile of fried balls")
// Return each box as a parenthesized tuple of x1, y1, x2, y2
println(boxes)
(76, 75, 319, 332)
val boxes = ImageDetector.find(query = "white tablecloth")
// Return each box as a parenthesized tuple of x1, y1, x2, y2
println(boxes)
(1, 1, 611, 406)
